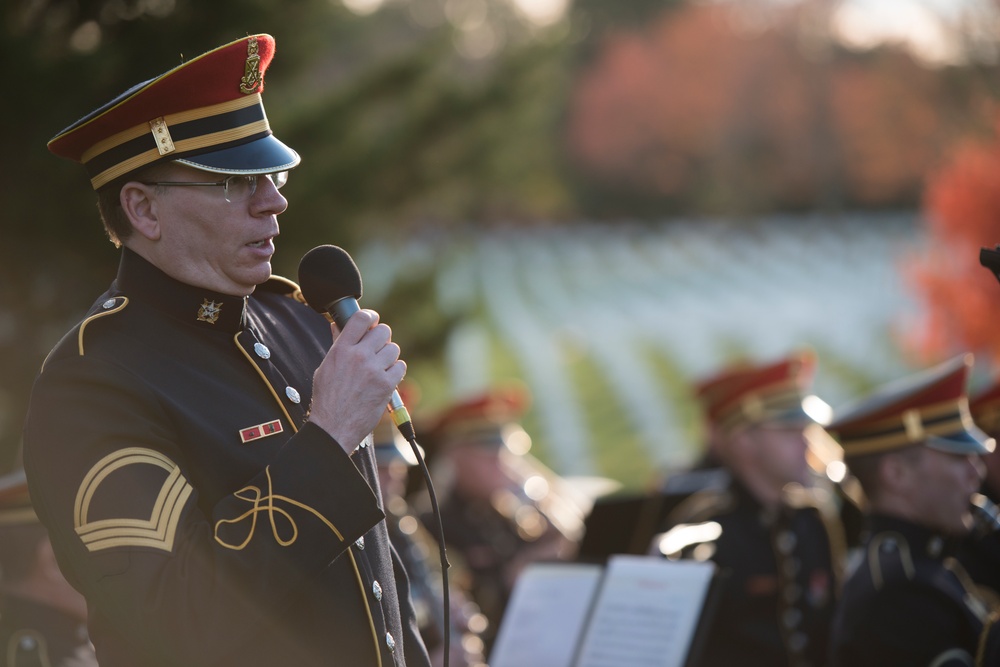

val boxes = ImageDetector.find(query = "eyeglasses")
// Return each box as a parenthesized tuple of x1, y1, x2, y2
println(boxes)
(141, 171, 289, 203)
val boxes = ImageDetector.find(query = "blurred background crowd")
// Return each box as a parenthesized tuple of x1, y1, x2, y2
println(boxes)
(7, 0, 1000, 665)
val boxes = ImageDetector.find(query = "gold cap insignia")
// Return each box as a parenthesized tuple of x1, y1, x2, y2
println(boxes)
(197, 299, 222, 324)
(149, 117, 176, 156)
(239, 37, 262, 94)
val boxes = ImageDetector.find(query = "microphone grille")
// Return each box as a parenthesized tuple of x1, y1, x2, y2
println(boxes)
(297, 245, 363, 313)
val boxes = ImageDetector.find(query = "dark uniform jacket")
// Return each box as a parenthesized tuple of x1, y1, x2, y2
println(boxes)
(661, 481, 844, 667)
(830, 515, 1000, 667)
(22, 249, 430, 667)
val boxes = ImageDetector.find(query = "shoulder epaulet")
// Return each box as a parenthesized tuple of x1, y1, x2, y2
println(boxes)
(258, 275, 308, 305)
(666, 487, 736, 525)
(41, 296, 129, 373)
(867, 531, 916, 591)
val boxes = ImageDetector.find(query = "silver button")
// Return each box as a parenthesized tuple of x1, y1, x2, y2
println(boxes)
(254, 342, 271, 359)
(789, 632, 808, 652)
(785, 584, 801, 602)
(385, 632, 395, 652)
(103, 299, 116, 309)
(355, 536, 365, 550)
(783, 608, 802, 628)
(373, 580, 383, 601)
(19, 636, 37, 650)
(776, 531, 796, 554)
(285, 386, 301, 403)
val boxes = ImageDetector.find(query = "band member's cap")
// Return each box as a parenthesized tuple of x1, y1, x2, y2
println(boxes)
(694, 349, 829, 432)
(826, 354, 994, 457)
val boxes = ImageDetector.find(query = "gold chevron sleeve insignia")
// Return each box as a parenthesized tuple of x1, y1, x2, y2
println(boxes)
(74, 447, 193, 553)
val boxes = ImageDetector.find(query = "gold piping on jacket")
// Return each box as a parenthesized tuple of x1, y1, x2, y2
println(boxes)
(214, 467, 344, 550)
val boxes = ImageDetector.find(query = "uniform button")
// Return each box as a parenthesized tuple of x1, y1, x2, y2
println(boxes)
(788, 632, 808, 652)
(19, 636, 37, 650)
(253, 342, 271, 359)
(783, 558, 800, 577)
(355, 536, 365, 550)
(102, 299, 116, 309)
(785, 584, 801, 602)
(783, 608, 802, 628)
(928, 536, 943, 557)
(385, 632, 395, 652)
(373, 580, 383, 601)
(285, 386, 301, 403)
(776, 531, 796, 554)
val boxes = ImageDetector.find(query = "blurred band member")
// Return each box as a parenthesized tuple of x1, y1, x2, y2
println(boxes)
(650, 350, 845, 667)
(827, 355, 1000, 667)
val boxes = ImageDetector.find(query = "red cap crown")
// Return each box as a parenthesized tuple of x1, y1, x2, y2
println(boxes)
(695, 350, 819, 432)
(425, 383, 532, 450)
(827, 354, 994, 457)
(48, 34, 299, 190)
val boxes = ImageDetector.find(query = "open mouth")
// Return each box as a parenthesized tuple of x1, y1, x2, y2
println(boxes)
(246, 238, 271, 249)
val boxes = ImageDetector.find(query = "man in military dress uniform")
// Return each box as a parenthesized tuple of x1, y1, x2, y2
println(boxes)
(23, 35, 429, 667)
(0, 469, 97, 667)
(650, 351, 847, 667)
(826, 355, 1000, 667)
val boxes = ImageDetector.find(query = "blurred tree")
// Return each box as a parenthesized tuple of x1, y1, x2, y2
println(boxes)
(563, 1, 1000, 218)
(905, 119, 1000, 367)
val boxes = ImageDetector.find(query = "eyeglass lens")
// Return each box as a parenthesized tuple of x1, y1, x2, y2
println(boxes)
(222, 172, 288, 203)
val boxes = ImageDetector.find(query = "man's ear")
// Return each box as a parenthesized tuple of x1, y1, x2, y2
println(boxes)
(120, 181, 162, 241)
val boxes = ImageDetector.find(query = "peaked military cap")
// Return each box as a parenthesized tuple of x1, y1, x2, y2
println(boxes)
(0, 469, 37, 526)
(424, 383, 533, 455)
(826, 354, 994, 458)
(694, 349, 829, 432)
(48, 34, 300, 190)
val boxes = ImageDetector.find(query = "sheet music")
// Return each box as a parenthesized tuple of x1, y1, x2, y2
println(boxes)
(574, 555, 715, 667)
(489, 563, 604, 667)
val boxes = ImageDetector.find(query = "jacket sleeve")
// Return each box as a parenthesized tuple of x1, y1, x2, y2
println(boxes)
(23, 353, 386, 666)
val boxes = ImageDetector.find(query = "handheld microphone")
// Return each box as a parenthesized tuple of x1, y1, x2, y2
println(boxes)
(298, 244, 413, 440)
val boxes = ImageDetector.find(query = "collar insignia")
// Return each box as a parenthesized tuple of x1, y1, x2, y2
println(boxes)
(197, 299, 223, 324)
(239, 37, 262, 94)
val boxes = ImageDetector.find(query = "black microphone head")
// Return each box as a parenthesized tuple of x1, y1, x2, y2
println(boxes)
(298, 245, 363, 313)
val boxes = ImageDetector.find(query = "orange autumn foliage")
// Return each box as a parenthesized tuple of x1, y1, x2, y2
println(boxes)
(907, 124, 1000, 365)
(567, 2, 993, 213)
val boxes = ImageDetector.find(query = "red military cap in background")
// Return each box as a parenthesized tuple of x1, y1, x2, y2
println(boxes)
(826, 354, 994, 458)
(694, 349, 827, 433)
